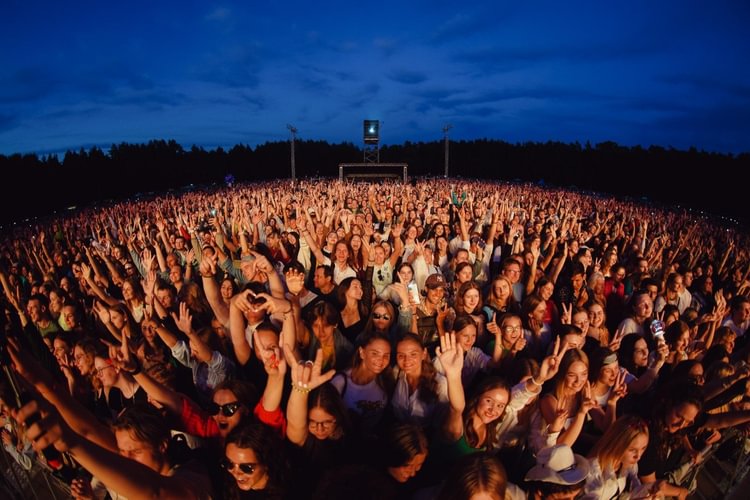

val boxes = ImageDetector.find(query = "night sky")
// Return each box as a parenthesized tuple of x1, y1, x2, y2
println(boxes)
(2, 1, 749, 156)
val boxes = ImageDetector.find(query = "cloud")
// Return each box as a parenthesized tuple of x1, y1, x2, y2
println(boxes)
(0, 68, 59, 104)
(373, 37, 398, 57)
(388, 69, 428, 85)
(431, 12, 492, 44)
(659, 74, 750, 101)
(206, 7, 231, 21)
(0, 113, 19, 133)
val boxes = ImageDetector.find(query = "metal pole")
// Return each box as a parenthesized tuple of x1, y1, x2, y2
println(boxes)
(287, 124, 297, 182)
(443, 124, 452, 177)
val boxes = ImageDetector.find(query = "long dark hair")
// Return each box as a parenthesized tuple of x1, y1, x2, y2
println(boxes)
(396, 333, 439, 405)
(308, 383, 351, 440)
(224, 420, 289, 498)
(652, 384, 703, 460)
(351, 331, 394, 393)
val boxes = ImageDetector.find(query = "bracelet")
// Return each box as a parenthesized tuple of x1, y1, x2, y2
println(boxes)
(530, 377, 542, 386)
(127, 357, 142, 376)
(200, 272, 215, 278)
(291, 382, 311, 394)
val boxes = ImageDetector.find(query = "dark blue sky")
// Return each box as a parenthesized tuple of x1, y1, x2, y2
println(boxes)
(2, 1, 749, 156)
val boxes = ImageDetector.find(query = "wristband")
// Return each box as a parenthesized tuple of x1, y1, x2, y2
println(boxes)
(127, 357, 142, 376)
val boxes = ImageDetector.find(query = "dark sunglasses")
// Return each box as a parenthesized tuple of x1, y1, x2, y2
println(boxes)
(210, 402, 241, 417)
(373, 313, 391, 321)
(221, 458, 256, 474)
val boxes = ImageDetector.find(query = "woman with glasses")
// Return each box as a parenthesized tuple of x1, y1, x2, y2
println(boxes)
(487, 313, 527, 373)
(93, 355, 146, 422)
(284, 344, 354, 493)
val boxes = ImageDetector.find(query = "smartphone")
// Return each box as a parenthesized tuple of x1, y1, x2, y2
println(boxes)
(209, 208, 217, 217)
(477, 239, 486, 250)
(407, 282, 421, 305)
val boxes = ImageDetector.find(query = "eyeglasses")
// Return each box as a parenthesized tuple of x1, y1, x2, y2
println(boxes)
(211, 402, 241, 417)
(309, 419, 336, 430)
(221, 458, 256, 474)
(95, 365, 114, 376)
(373, 313, 391, 321)
(502, 326, 521, 333)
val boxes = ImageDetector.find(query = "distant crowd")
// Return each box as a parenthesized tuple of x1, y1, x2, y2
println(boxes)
(1, 178, 750, 499)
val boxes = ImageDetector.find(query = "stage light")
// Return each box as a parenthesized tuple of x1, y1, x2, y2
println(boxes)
(364, 120, 379, 144)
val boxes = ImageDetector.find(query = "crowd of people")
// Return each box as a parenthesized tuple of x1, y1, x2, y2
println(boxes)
(1, 177, 750, 499)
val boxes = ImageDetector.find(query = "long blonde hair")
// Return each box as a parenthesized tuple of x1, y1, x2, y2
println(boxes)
(588, 415, 649, 473)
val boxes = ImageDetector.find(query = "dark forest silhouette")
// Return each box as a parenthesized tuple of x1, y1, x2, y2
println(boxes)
(2, 139, 748, 226)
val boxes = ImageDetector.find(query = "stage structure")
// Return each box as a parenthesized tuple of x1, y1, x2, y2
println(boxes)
(363, 119, 380, 163)
(338, 163, 408, 182)
(339, 120, 407, 181)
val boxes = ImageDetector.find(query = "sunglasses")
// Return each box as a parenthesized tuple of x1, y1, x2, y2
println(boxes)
(373, 313, 391, 321)
(221, 458, 256, 474)
(211, 402, 241, 417)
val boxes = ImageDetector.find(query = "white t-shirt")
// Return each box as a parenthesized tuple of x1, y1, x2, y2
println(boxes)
(332, 370, 388, 432)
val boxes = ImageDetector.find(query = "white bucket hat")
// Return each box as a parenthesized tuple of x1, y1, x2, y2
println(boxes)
(525, 444, 590, 486)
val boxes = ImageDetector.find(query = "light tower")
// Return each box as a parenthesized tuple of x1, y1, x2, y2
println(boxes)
(287, 124, 297, 182)
(363, 120, 380, 163)
(443, 124, 453, 177)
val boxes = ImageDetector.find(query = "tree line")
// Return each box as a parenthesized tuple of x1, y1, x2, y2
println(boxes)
(1, 138, 748, 226)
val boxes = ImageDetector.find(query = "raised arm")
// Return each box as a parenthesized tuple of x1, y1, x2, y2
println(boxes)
(438, 332, 466, 442)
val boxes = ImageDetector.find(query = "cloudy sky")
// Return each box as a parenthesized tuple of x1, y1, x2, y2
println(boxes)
(2, 1, 749, 156)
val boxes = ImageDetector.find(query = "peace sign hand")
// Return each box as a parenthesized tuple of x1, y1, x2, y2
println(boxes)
(538, 336, 568, 383)
(561, 302, 572, 325)
(579, 381, 597, 415)
(607, 369, 628, 404)
(550, 395, 570, 433)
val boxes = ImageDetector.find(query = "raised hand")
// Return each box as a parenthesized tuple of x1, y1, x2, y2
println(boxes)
(79, 262, 93, 281)
(486, 312, 500, 336)
(171, 302, 193, 335)
(230, 289, 254, 314)
(511, 335, 527, 355)
(92, 301, 111, 324)
(607, 369, 628, 404)
(561, 302, 572, 325)
(284, 268, 305, 295)
(550, 394, 570, 433)
(282, 344, 335, 391)
(608, 326, 625, 352)
(436, 332, 464, 378)
(199, 251, 217, 277)
(579, 381, 597, 415)
(538, 336, 567, 383)
(254, 330, 286, 377)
